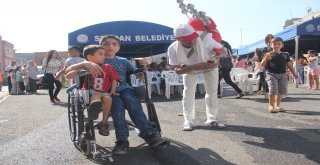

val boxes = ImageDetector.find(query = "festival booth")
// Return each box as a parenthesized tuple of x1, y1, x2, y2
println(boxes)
(237, 16, 320, 55)
(237, 16, 320, 57)
(68, 21, 175, 58)
(236, 16, 320, 87)
(69, 21, 178, 98)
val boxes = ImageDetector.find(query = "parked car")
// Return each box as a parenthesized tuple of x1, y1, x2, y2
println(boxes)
(36, 66, 47, 89)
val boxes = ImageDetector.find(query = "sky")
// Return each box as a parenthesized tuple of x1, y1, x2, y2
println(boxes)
(0, 0, 320, 53)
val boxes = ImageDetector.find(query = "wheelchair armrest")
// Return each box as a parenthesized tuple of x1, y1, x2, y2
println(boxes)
(66, 84, 78, 93)
(78, 70, 89, 77)
(126, 68, 146, 86)
(128, 68, 145, 75)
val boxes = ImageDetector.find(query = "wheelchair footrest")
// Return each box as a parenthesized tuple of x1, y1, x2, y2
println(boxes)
(88, 101, 102, 120)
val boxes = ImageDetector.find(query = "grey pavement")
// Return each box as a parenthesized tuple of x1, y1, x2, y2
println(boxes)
(0, 83, 319, 165)
(150, 83, 320, 165)
(0, 86, 9, 103)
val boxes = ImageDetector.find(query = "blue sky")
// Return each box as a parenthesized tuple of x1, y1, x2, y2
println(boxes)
(0, 0, 319, 53)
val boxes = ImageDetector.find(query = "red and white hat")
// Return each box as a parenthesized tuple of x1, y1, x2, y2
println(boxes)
(173, 24, 199, 41)
(188, 17, 217, 32)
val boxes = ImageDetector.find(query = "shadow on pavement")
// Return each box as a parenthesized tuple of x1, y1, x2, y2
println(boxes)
(223, 125, 320, 164)
(238, 95, 319, 103)
(87, 139, 234, 165)
(150, 93, 211, 103)
(52, 102, 69, 108)
(285, 110, 320, 116)
(33, 92, 48, 95)
(282, 97, 320, 101)
(289, 93, 320, 96)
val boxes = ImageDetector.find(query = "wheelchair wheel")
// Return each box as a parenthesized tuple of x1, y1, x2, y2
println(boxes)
(76, 93, 85, 138)
(79, 132, 92, 156)
(147, 102, 162, 133)
(67, 94, 77, 142)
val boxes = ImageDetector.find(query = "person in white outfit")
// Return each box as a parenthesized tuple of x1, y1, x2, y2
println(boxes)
(167, 24, 226, 131)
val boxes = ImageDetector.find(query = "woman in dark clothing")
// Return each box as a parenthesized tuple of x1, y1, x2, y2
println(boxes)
(218, 41, 244, 98)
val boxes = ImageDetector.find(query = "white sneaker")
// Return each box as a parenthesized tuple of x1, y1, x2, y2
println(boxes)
(182, 123, 193, 131)
(205, 121, 226, 129)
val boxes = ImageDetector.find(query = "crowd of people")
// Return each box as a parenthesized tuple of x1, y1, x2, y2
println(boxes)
(2, 60, 39, 95)
(1, 16, 319, 156)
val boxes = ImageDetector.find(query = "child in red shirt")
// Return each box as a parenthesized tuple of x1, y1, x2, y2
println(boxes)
(67, 45, 120, 136)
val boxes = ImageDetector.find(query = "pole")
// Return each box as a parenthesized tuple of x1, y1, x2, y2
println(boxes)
(240, 28, 243, 47)
(294, 36, 300, 88)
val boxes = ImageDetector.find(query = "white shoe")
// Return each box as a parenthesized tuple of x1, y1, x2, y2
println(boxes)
(205, 121, 226, 129)
(182, 123, 193, 131)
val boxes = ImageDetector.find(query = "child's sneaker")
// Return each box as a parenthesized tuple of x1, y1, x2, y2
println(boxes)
(96, 122, 109, 136)
(54, 97, 61, 103)
(235, 93, 245, 99)
(88, 100, 102, 120)
(50, 99, 56, 104)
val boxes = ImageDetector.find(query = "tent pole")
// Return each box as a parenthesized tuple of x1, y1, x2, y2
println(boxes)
(294, 36, 300, 88)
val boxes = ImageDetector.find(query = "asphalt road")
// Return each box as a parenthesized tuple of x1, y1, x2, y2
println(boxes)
(0, 85, 319, 165)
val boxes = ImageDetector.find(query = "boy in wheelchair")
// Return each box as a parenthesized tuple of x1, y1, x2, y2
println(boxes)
(66, 45, 120, 136)
(66, 35, 168, 155)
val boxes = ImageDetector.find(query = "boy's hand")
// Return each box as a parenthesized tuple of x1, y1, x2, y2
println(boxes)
(264, 53, 272, 61)
(83, 61, 103, 77)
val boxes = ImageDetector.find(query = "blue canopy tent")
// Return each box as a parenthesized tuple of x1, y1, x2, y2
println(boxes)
(236, 16, 320, 56)
(236, 16, 320, 87)
(68, 21, 175, 58)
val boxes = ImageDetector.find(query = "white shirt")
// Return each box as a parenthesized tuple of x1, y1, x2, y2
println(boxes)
(64, 57, 85, 68)
(308, 56, 318, 69)
(168, 35, 223, 66)
(42, 58, 62, 74)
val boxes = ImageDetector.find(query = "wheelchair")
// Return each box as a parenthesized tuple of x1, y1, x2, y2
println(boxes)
(66, 69, 167, 159)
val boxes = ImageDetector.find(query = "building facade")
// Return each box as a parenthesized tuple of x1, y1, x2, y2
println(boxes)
(0, 35, 15, 75)
(15, 51, 68, 66)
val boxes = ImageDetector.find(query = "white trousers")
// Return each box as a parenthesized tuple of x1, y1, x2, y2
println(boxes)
(182, 68, 219, 125)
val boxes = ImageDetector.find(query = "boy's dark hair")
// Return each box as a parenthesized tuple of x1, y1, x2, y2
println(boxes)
(68, 45, 81, 52)
(270, 37, 283, 44)
(308, 50, 318, 56)
(265, 34, 274, 45)
(83, 45, 104, 60)
(99, 35, 121, 46)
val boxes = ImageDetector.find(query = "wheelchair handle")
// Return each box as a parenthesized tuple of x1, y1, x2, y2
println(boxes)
(128, 68, 145, 75)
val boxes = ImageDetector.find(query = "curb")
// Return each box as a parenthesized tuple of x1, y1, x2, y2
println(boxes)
(0, 92, 9, 103)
